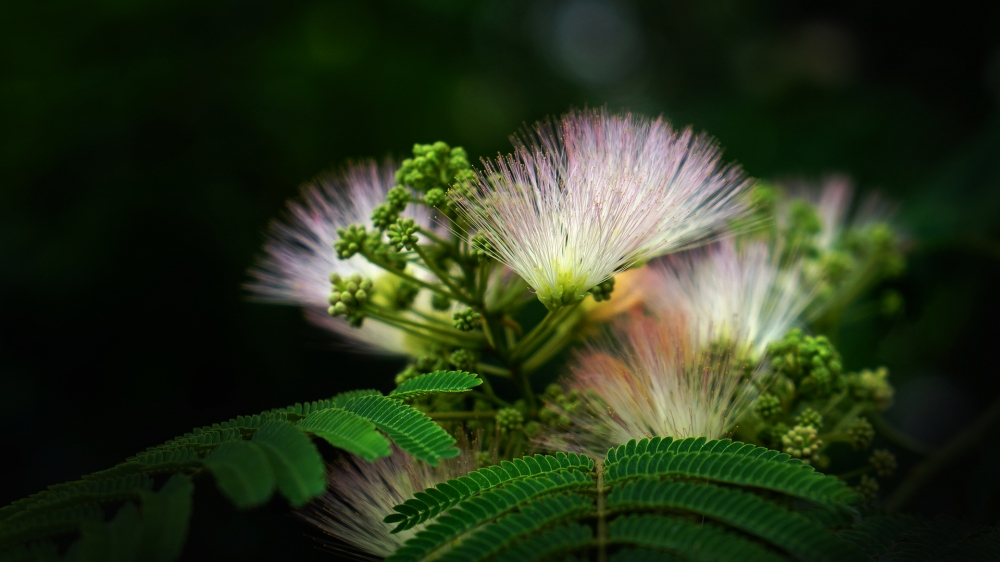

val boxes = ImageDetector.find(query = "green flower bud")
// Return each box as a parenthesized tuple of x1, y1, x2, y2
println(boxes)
(393, 281, 420, 310)
(754, 393, 783, 419)
(334, 224, 367, 259)
(386, 185, 410, 209)
(448, 348, 477, 371)
(425, 188, 448, 209)
(795, 407, 823, 429)
(848, 367, 894, 410)
(495, 407, 524, 434)
(855, 474, 879, 503)
(431, 293, 452, 311)
(847, 417, 876, 450)
(870, 449, 897, 477)
(780, 424, 824, 464)
(589, 277, 616, 302)
(371, 203, 400, 231)
(388, 218, 419, 251)
(471, 234, 493, 263)
(453, 309, 482, 331)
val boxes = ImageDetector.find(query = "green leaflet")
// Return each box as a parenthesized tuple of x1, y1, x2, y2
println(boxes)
(0, 475, 153, 525)
(386, 472, 594, 562)
(489, 522, 593, 562)
(608, 514, 788, 562)
(383, 437, 868, 561)
(203, 440, 275, 509)
(340, 394, 458, 465)
(60, 474, 194, 562)
(608, 478, 866, 562)
(604, 437, 797, 466)
(434, 493, 594, 562)
(605, 449, 860, 509)
(296, 407, 391, 462)
(384, 452, 594, 532)
(0, 506, 103, 551)
(389, 370, 482, 400)
(251, 420, 326, 507)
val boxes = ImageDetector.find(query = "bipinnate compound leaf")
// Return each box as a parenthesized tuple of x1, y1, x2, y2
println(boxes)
(60, 474, 193, 562)
(251, 420, 325, 507)
(606, 438, 861, 509)
(386, 472, 594, 562)
(296, 407, 391, 462)
(203, 441, 275, 509)
(389, 370, 482, 400)
(384, 452, 594, 532)
(608, 514, 787, 562)
(135, 474, 193, 561)
(609, 478, 864, 561)
(340, 395, 458, 465)
(433, 493, 594, 562)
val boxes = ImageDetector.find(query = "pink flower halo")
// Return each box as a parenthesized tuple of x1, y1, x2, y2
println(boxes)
(541, 311, 766, 460)
(455, 109, 752, 310)
(246, 159, 444, 355)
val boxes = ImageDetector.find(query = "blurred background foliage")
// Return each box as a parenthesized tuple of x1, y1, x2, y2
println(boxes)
(2, 0, 999, 559)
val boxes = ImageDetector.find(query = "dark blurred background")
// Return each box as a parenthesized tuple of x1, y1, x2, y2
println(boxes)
(3, 0, 1000, 559)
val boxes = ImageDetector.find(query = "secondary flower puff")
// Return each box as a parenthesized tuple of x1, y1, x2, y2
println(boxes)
(246, 160, 436, 355)
(647, 239, 815, 357)
(544, 313, 762, 459)
(455, 109, 752, 309)
(303, 446, 477, 559)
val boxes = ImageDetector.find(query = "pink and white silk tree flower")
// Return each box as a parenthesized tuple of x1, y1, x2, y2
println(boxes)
(646, 239, 815, 358)
(302, 445, 478, 559)
(543, 313, 762, 459)
(455, 109, 752, 310)
(246, 160, 440, 355)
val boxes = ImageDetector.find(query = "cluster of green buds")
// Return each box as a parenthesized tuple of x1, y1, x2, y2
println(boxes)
(328, 273, 372, 327)
(589, 277, 616, 302)
(453, 309, 481, 331)
(739, 329, 896, 474)
(539, 384, 583, 428)
(769, 329, 845, 398)
(780, 424, 824, 465)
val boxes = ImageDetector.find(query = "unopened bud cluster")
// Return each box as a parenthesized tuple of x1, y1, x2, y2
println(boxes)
(328, 273, 373, 327)
(781, 424, 823, 464)
(589, 277, 615, 302)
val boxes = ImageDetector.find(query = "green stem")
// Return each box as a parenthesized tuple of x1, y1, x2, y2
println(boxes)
(512, 302, 580, 361)
(831, 403, 866, 433)
(363, 249, 465, 303)
(596, 462, 608, 562)
(368, 311, 479, 349)
(479, 313, 497, 350)
(414, 245, 472, 304)
(475, 362, 512, 378)
(416, 225, 451, 248)
(886, 392, 1000, 513)
(428, 410, 496, 420)
(511, 366, 537, 415)
(522, 327, 575, 374)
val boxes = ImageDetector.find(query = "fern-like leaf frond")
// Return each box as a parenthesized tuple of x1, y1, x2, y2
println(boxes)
(488, 522, 593, 562)
(386, 472, 594, 562)
(609, 478, 866, 561)
(608, 513, 788, 562)
(250, 420, 326, 507)
(384, 452, 594, 532)
(0, 475, 153, 526)
(434, 493, 593, 562)
(389, 370, 482, 400)
(605, 437, 795, 467)
(606, 449, 860, 509)
(296, 407, 391, 462)
(203, 440, 275, 509)
(341, 394, 458, 465)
